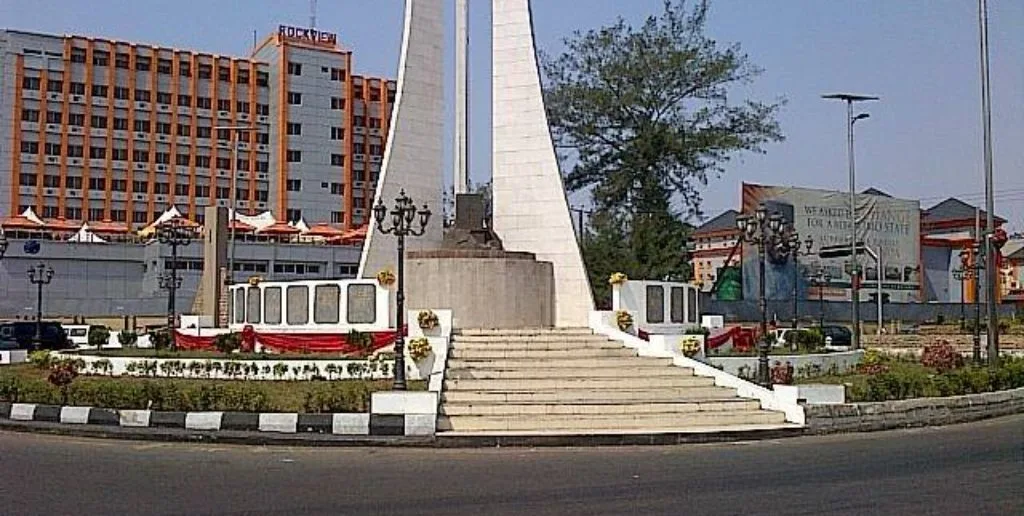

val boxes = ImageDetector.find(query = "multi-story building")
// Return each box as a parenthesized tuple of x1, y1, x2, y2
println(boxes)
(691, 209, 741, 291)
(0, 26, 394, 230)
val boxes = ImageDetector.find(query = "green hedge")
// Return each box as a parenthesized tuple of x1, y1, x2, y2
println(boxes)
(0, 366, 419, 413)
(840, 357, 1024, 402)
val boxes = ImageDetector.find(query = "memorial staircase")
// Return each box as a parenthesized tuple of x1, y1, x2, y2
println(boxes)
(439, 328, 791, 434)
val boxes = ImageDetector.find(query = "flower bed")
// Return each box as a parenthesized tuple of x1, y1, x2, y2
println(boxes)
(0, 363, 423, 413)
(797, 346, 1024, 402)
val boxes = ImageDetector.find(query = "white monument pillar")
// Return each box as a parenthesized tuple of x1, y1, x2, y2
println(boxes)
(359, 0, 445, 279)
(491, 0, 595, 326)
(454, 0, 470, 194)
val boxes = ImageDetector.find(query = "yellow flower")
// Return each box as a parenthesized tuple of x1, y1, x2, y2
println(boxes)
(417, 310, 439, 330)
(679, 336, 701, 357)
(608, 272, 628, 286)
(376, 269, 396, 286)
(615, 310, 633, 331)
(408, 337, 431, 361)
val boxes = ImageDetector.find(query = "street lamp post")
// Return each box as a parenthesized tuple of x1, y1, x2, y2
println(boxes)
(959, 244, 986, 365)
(811, 268, 832, 329)
(27, 262, 55, 349)
(736, 204, 792, 387)
(373, 189, 432, 391)
(952, 253, 971, 334)
(158, 221, 193, 343)
(782, 232, 814, 330)
(823, 93, 879, 350)
(214, 125, 256, 286)
(0, 231, 8, 261)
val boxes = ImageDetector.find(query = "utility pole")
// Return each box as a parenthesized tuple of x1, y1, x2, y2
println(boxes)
(977, 0, 999, 365)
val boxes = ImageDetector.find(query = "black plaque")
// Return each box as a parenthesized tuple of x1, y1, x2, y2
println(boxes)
(670, 287, 684, 323)
(646, 285, 665, 324)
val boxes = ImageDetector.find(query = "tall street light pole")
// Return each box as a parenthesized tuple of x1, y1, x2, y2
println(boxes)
(158, 221, 192, 347)
(0, 231, 8, 261)
(214, 125, 255, 286)
(977, 0, 999, 365)
(373, 189, 432, 391)
(822, 93, 879, 350)
(27, 262, 54, 349)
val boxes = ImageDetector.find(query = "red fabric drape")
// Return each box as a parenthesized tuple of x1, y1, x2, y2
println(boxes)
(172, 330, 398, 354)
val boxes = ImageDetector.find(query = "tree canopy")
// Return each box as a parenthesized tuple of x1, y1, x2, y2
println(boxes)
(541, 0, 783, 303)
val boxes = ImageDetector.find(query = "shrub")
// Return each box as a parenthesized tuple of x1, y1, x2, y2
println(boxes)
(150, 331, 172, 351)
(770, 361, 794, 385)
(28, 351, 53, 370)
(117, 330, 138, 348)
(88, 326, 111, 349)
(347, 330, 374, 358)
(214, 333, 241, 354)
(302, 382, 373, 413)
(920, 341, 963, 372)
(47, 360, 80, 404)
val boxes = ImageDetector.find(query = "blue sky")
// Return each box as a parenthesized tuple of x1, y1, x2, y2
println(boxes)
(3, 0, 1022, 229)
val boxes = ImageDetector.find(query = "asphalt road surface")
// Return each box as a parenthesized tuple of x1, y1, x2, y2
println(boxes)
(1, 416, 1022, 516)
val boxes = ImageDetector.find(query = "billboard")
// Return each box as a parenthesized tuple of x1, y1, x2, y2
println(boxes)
(740, 183, 921, 303)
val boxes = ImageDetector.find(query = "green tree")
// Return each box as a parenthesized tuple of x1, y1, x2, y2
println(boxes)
(541, 0, 783, 302)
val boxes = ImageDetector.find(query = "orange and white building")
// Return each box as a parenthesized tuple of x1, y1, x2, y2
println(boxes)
(0, 26, 394, 231)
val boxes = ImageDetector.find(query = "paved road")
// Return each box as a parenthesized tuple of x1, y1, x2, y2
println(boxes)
(1, 417, 1022, 516)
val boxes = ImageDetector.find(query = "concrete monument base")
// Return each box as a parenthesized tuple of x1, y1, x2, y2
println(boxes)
(406, 249, 554, 329)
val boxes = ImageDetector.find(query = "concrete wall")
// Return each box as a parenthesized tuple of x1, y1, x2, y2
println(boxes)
(491, 0, 593, 327)
(359, 0, 445, 281)
(405, 252, 554, 329)
(805, 386, 1024, 434)
(707, 350, 865, 378)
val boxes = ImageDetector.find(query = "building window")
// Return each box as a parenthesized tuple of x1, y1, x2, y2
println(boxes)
(70, 48, 86, 63)
(331, 183, 344, 195)
(66, 144, 84, 158)
(69, 82, 86, 95)
(330, 154, 344, 167)
(66, 176, 83, 189)
(256, 133, 269, 144)
(19, 173, 36, 186)
(157, 58, 172, 75)
(22, 76, 40, 90)
(256, 161, 268, 173)
(237, 69, 249, 84)
(135, 56, 151, 72)
(286, 123, 301, 136)
(330, 68, 345, 81)
(133, 211, 149, 224)
(44, 143, 61, 156)
(195, 155, 210, 168)
(133, 119, 150, 132)
(179, 61, 191, 77)
(236, 101, 250, 113)
(256, 71, 269, 87)
(47, 80, 63, 93)
(113, 118, 128, 130)
(134, 89, 151, 102)
(114, 53, 129, 69)
(155, 122, 171, 135)
(114, 86, 129, 100)
(43, 175, 61, 188)
(41, 206, 59, 219)
(154, 182, 170, 195)
(155, 152, 170, 164)
(330, 127, 344, 140)
(217, 99, 231, 112)
(330, 97, 345, 110)
(287, 62, 302, 76)
(156, 92, 172, 104)
(88, 208, 105, 221)
(91, 85, 108, 98)
(88, 177, 106, 190)
(331, 211, 343, 224)
(46, 111, 62, 124)
(89, 147, 106, 159)
(111, 209, 127, 222)
(256, 103, 269, 116)
(286, 150, 301, 163)
(176, 154, 190, 166)
(196, 97, 212, 109)
(196, 126, 211, 138)
(216, 157, 231, 170)
(369, 144, 383, 156)
(287, 92, 302, 105)
(20, 141, 39, 154)
(286, 209, 302, 223)
(92, 51, 109, 66)
(111, 179, 127, 192)
(368, 118, 382, 129)
(217, 128, 231, 140)
(195, 185, 210, 198)
(218, 66, 230, 82)
(175, 184, 189, 196)
(21, 109, 39, 122)
(65, 207, 82, 220)
(216, 186, 229, 199)
(90, 115, 107, 128)
(132, 150, 149, 162)
(286, 179, 301, 192)
(198, 64, 212, 79)
(177, 94, 191, 107)
(111, 148, 127, 161)
(353, 115, 365, 127)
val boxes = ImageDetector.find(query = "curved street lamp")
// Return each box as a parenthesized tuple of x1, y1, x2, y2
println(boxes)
(27, 262, 55, 349)
(373, 189, 432, 391)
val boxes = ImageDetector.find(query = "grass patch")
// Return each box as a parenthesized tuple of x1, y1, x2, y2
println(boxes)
(0, 364, 423, 413)
(73, 349, 368, 361)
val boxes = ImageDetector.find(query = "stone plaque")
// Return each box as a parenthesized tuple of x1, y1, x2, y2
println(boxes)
(264, 287, 282, 325)
(314, 285, 341, 324)
(347, 284, 377, 324)
(670, 287, 684, 323)
(646, 285, 665, 324)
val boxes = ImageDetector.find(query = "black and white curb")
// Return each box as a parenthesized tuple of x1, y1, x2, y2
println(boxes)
(0, 402, 435, 436)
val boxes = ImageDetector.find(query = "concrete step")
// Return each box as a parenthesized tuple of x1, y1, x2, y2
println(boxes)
(453, 335, 613, 344)
(446, 366, 694, 380)
(456, 328, 594, 337)
(441, 399, 761, 416)
(441, 386, 739, 404)
(449, 347, 638, 360)
(451, 340, 621, 350)
(439, 410, 787, 432)
(447, 357, 674, 369)
(445, 375, 716, 391)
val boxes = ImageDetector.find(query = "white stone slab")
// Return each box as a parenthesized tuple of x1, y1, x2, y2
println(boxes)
(332, 413, 370, 435)
(59, 406, 92, 425)
(9, 403, 35, 421)
(119, 410, 152, 427)
(185, 412, 223, 431)
(371, 391, 438, 415)
(0, 350, 28, 364)
(404, 413, 436, 436)
(258, 413, 298, 434)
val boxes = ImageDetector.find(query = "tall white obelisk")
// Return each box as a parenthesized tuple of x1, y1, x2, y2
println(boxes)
(454, 0, 470, 194)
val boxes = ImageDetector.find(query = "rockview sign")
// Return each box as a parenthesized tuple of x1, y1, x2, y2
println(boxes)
(278, 25, 337, 46)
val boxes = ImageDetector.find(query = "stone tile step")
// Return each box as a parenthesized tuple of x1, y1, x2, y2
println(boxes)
(441, 386, 739, 403)
(445, 376, 716, 391)
(453, 335, 613, 344)
(456, 328, 594, 337)
(445, 366, 695, 380)
(438, 410, 787, 432)
(441, 400, 761, 416)
(449, 348, 639, 360)
(452, 342, 623, 351)
(447, 357, 674, 369)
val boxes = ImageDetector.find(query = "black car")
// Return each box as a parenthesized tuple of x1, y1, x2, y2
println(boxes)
(0, 321, 74, 351)
(818, 325, 853, 348)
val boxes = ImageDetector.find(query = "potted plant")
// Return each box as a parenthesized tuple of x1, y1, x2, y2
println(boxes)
(608, 272, 628, 286)
(408, 337, 431, 362)
(417, 310, 440, 331)
(615, 310, 634, 332)
(678, 336, 702, 358)
(376, 269, 396, 287)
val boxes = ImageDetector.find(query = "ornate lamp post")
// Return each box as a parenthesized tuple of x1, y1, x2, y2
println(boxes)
(0, 231, 8, 261)
(958, 244, 985, 364)
(27, 262, 55, 349)
(373, 189, 432, 391)
(810, 267, 833, 329)
(952, 252, 971, 334)
(158, 221, 192, 342)
(777, 229, 814, 330)
(735, 204, 790, 387)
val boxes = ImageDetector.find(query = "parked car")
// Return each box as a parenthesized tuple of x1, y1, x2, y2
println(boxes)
(62, 324, 114, 349)
(0, 321, 74, 351)
(818, 325, 853, 350)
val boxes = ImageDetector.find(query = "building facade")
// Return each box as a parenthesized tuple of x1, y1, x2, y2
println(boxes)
(0, 27, 394, 230)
